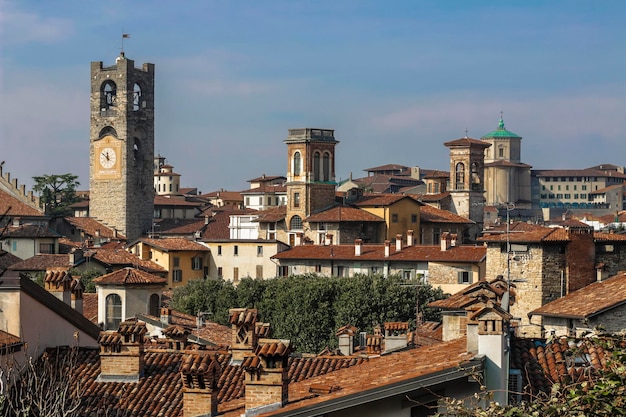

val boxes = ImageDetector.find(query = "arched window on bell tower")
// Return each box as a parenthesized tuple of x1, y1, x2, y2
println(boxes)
(323, 152, 330, 182)
(133, 83, 142, 111)
(290, 215, 303, 231)
(313, 152, 321, 181)
(455, 162, 465, 190)
(293, 152, 302, 176)
(101, 81, 117, 111)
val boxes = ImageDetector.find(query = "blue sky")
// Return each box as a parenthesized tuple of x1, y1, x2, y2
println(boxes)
(1, 1, 625, 193)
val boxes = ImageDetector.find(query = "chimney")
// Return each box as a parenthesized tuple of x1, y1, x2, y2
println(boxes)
(407, 230, 414, 246)
(71, 277, 84, 314)
(354, 239, 363, 256)
(325, 234, 333, 246)
(12, 217, 20, 227)
(160, 307, 172, 326)
(440, 232, 451, 251)
(61, 271, 72, 306)
(229, 308, 259, 363)
(383, 322, 409, 352)
(395, 234, 402, 251)
(181, 351, 221, 417)
(450, 233, 457, 247)
(366, 325, 383, 356)
(97, 319, 147, 382)
(336, 324, 358, 356)
(295, 232, 303, 246)
(468, 301, 512, 406)
(384, 240, 390, 257)
(243, 338, 293, 416)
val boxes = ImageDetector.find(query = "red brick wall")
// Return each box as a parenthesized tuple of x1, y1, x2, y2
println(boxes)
(566, 230, 595, 293)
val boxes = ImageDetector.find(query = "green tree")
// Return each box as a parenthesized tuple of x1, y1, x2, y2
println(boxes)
(32, 173, 80, 216)
(169, 278, 236, 324)
(70, 268, 103, 293)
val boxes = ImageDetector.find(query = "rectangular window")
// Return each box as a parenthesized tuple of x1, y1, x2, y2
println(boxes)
(293, 192, 300, 208)
(279, 266, 289, 277)
(256, 265, 263, 279)
(315, 264, 322, 273)
(336, 266, 345, 277)
(191, 257, 203, 270)
(403, 270, 412, 280)
(580, 193, 587, 199)
(234, 245, 239, 256)
(458, 271, 470, 284)
(564, 194, 571, 199)
(582, 185, 587, 191)
(556, 194, 563, 199)
(217, 245, 222, 255)
(173, 270, 182, 282)
(550, 185, 553, 191)
(411, 214, 418, 223)
(233, 267, 239, 283)
(12, 241, 17, 251)
(391, 213, 398, 223)
(433, 228, 441, 244)
(370, 266, 379, 275)
(257, 245, 263, 256)
(558, 185, 561, 191)
(565, 185, 569, 191)
(540, 194, 547, 199)
(246, 197, 250, 206)
(574, 194, 579, 199)
(173, 257, 180, 267)
(542, 185, 546, 190)
(267, 197, 271, 205)
(39, 243, 54, 254)
(217, 267, 223, 278)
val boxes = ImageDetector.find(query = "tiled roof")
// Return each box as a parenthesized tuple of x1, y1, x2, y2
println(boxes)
(479, 223, 570, 243)
(417, 192, 451, 202)
(532, 168, 626, 179)
(428, 278, 508, 310)
(0, 250, 22, 272)
(305, 206, 384, 223)
(254, 205, 286, 223)
(422, 170, 449, 179)
(47, 342, 372, 416)
(64, 217, 126, 240)
(420, 204, 473, 224)
(247, 175, 286, 183)
(4, 223, 61, 238)
(485, 160, 532, 168)
(273, 243, 486, 263)
(257, 338, 476, 416)
(364, 163, 409, 173)
(594, 231, 626, 242)
(510, 336, 614, 397)
(153, 218, 207, 235)
(145, 309, 233, 347)
(201, 190, 244, 202)
(139, 237, 209, 252)
(154, 195, 204, 207)
(530, 272, 626, 319)
(0, 329, 22, 350)
(82, 293, 99, 324)
(443, 137, 491, 148)
(85, 248, 166, 273)
(0, 188, 43, 216)
(92, 267, 168, 285)
(354, 193, 421, 207)
(201, 209, 236, 240)
(241, 184, 287, 194)
(8, 254, 70, 271)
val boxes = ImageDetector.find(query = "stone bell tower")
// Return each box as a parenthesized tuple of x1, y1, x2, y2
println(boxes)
(89, 52, 155, 241)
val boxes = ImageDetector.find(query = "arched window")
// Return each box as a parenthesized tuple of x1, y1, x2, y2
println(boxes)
(313, 152, 321, 181)
(290, 215, 303, 230)
(101, 81, 117, 110)
(455, 163, 465, 190)
(133, 83, 142, 111)
(323, 153, 330, 182)
(293, 152, 301, 176)
(149, 294, 160, 316)
(105, 293, 122, 330)
(98, 126, 118, 139)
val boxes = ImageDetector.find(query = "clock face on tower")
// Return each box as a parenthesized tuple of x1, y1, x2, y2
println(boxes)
(99, 147, 117, 169)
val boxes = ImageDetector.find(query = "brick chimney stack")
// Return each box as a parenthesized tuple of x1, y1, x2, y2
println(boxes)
(229, 308, 259, 363)
(160, 307, 173, 326)
(243, 338, 294, 416)
(366, 325, 383, 356)
(181, 351, 221, 417)
(97, 319, 147, 382)
(384, 240, 390, 257)
(71, 277, 84, 314)
(383, 322, 409, 352)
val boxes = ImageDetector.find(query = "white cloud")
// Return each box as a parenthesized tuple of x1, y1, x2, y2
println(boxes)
(0, 2, 74, 45)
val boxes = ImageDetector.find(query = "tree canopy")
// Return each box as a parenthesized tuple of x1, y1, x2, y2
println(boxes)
(170, 273, 445, 353)
(32, 173, 80, 216)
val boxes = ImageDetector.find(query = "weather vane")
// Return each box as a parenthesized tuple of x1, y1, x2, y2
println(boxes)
(121, 32, 130, 54)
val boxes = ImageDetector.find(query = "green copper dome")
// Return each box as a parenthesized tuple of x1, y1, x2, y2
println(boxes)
(481, 117, 521, 139)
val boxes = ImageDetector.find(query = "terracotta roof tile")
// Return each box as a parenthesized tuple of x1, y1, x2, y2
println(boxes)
(0, 330, 22, 350)
(273, 243, 486, 263)
(4, 223, 61, 238)
(254, 205, 286, 223)
(305, 206, 384, 223)
(0, 188, 43, 216)
(92, 267, 168, 285)
(354, 193, 421, 207)
(420, 204, 474, 224)
(85, 248, 166, 273)
(532, 168, 626, 179)
(82, 293, 98, 324)
(0, 250, 22, 272)
(140, 237, 209, 252)
(9, 254, 70, 271)
(530, 272, 626, 319)
(64, 217, 126, 240)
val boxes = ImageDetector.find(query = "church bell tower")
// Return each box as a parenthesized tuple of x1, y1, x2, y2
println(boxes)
(89, 52, 155, 241)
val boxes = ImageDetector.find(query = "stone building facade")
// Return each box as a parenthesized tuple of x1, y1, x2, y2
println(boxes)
(89, 52, 155, 241)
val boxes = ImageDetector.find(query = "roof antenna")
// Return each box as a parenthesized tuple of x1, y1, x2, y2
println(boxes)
(464, 128, 469, 139)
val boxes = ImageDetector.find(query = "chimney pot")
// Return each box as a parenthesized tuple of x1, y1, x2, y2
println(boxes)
(355, 239, 363, 256)
(384, 240, 390, 257)
(407, 229, 414, 246)
(395, 234, 402, 251)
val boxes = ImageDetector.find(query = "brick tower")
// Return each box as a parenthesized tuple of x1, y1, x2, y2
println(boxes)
(284, 128, 338, 246)
(444, 135, 491, 240)
(89, 52, 155, 241)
